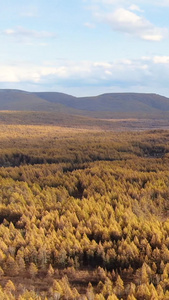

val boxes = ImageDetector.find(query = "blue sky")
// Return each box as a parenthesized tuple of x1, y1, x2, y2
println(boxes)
(1, 0, 169, 96)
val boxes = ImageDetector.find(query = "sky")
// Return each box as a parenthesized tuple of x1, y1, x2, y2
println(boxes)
(1, 0, 169, 97)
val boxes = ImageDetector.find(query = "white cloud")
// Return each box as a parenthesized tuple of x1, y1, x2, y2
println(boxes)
(90, 0, 169, 6)
(1, 56, 169, 97)
(129, 4, 144, 12)
(85, 0, 169, 41)
(153, 56, 169, 64)
(91, 0, 126, 4)
(109, 8, 143, 26)
(0, 56, 165, 83)
(2, 27, 56, 42)
(0, 66, 39, 83)
(98, 0, 121, 3)
(157, 0, 169, 6)
(95, 8, 168, 41)
(93, 62, 112, 68)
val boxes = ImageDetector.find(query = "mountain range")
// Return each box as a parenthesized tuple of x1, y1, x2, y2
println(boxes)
(0, 89, 169, 118)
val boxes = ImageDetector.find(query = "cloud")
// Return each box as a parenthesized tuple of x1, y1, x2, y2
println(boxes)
(95, 8, 168, 41)
(157, 0, 169, 6)
(0, 65, 41, 83)
(90, 0, 126, 4)
(2, 27, 56, 43)
(85, 1, 168, 40)
(84, 22, 96, 28)
(1, 55, 169, 91)
(153, 56, 169, 64)
(129, 4, 144, 12)
(0, 58, 164, 96)
(90, 0, 169, 6)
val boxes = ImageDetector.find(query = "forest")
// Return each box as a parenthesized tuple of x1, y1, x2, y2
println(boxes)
(1, 120, 169, 299)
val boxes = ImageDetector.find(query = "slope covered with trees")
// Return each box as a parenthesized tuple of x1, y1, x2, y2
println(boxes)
(1, 123, 169, 299)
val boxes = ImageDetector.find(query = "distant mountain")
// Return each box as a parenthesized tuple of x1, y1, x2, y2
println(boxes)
(1, 89, 169, 118)
(0, 89, 78, 113)
(35, 91, 169, 113)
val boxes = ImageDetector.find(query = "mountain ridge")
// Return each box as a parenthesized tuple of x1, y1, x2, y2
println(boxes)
(0, 89, 169, 118)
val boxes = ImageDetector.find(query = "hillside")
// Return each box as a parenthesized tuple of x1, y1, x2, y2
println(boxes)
(1, 89, 169, 118)
(0, 89, 80, 114)
(37, 92, 169, 113)
(35, 91, 169, 113)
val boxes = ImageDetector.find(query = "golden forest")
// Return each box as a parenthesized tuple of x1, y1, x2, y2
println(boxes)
(0, 122, 169, 299)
